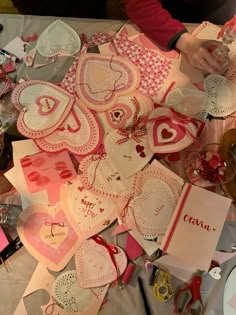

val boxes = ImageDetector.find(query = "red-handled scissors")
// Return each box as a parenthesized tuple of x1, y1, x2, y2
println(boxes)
(174, 275, 203, 315)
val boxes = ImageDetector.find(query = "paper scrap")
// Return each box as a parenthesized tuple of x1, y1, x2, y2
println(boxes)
(125, 232, 143, 260)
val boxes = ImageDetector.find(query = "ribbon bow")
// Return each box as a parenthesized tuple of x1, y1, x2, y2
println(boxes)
(45, 222, 65, 237)
(91, 235, 119, 279)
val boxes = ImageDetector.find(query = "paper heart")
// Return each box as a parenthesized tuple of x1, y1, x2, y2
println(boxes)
(147, 106, 197, 153)
(75, 53, 140, 111)
(105, 129, 153, 178)
(53, 270, 108, 313)
(35, 98, 103, 156)
(209, 266, 221, 280)
(16, 202, 81, 271)
(60, 177, 117, 240)
(75, 238, 127, 288)
(136, 145, 144, 153)
(37, 20, 81, 57)
(79, 153, 135, 198)
(11, 80, 74, 138)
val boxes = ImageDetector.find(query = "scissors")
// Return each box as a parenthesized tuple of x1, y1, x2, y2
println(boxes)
(174, 274, 203, 315)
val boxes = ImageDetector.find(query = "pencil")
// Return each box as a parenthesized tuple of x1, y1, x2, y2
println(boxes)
(138, 277, 152, 315)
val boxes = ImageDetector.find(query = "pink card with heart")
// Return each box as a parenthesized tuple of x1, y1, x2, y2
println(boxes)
(60, 177, 118, 240)
(20, 150, 77, 205)
(16, 202, 81, 271)
(75, 53, 140, 112)
(35, 98, 103, 156)
(75, 236, 127, 288)
(79, 152, 135, 198)
(146, 106, 198, 153)
(97, 91, 154, 137)
(11, 80, 74, 139)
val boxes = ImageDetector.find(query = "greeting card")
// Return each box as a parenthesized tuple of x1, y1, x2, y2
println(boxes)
(161, 183, 231, 271)
(60, 177, 118, 240)
(17, 202, 81, 271)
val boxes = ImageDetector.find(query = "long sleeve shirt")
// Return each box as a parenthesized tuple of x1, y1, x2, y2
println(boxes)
(124, 0, 188, 49)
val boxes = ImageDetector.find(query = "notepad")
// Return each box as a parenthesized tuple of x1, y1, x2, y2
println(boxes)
(161, 183, 231, 271)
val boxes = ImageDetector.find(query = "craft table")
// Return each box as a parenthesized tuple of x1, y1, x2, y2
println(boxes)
(0, 13, 236, 315)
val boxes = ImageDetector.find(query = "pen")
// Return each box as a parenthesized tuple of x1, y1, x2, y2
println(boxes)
(138, 277, 152, 315)
(0, 48, 19, 63)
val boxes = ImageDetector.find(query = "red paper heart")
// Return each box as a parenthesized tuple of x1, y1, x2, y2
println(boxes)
(100, 208, 104, 213)
(161, 128, 173, 139)
(140, 151, 146, 158)
(78, 186, 84, 191)
(136, 145, 144, 153)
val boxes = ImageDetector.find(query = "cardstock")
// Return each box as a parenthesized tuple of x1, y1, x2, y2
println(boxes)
(125, 232, 143, 260)
(60, 177, 118, 241)
(4, 36, 27, 60)
(11, 80, 74, 139)
(161, 183, 231, 271)
(75, 53, 140, 111)
(0, 226, 9, 251)
(17, 202, 81, 271)
(75, 237, 127, 288)
(129, 229, 159, 256)
(224, 267, 236, 315)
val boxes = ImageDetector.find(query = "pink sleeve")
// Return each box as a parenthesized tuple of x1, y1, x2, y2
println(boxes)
(124, 0, 187, 49)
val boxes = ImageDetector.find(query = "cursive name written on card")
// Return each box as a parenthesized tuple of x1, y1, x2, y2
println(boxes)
(183, 214, 216, 232)
(81, 198, 95, 209)
(45, 232, 66, 239)
(155, 205, 164, 216)
(107, 171, 120, 182)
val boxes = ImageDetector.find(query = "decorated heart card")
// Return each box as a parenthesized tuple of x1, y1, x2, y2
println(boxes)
(11, 80, 74, 139)
(17, 202, 81, 271)
(97, 91, 154, 136)
(53, 270, 109, 314)
(75, 53, 140, 111)
(79, 152, 135, 198)
(35, 98, 103, 156)
(75, 236, 127, 288)
(60, 177, 118, 240)
(20, 150, 77, 205)
(146, 106, 198, 153)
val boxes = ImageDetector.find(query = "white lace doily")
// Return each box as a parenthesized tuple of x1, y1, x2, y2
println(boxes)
(52, 270, 106, 313)
(203, 75, 236, 117)
(37, 20, 81, 57)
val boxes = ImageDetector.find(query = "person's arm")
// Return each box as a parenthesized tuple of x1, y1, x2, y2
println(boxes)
(124, 0, 187, 49)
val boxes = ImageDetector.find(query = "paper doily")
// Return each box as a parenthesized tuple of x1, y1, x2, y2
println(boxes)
(75, 237, 127, 288)
(11, 80, 74, 139)
(146, 106, 198, 153)
(60, 177, 117, 240)
(75, 53, 140, 111)
(113, 35, 172, 98)
(16, 202, 80, 271)
(35, 98, 103, 156)
(37, 20, 81, 57)
(53, 270, 108, 313)
(203, 75, 236, 117)
(79, 153, 135, 198)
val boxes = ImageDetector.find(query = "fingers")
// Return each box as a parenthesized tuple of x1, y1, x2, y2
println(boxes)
(192, 47, 221, 74)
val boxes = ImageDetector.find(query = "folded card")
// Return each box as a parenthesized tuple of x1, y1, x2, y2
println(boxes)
(161, 183, 231, 271)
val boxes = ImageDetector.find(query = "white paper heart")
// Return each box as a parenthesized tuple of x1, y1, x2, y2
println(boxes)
(209, 266, 221, 280)
(75, 53, 140, 111)
(11, 80, 74, 138)
(60, 177, 118, 240)
(75, 237, 127, 288)
(53, 270, 108, 313)
(104, 129, 153, 178)
(37, 20, 81, 57)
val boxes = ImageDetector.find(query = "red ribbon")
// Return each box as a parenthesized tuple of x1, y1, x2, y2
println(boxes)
(45, 296, 59, 315)
(91, 235, 119, 279)
(44, 222, 65, 237)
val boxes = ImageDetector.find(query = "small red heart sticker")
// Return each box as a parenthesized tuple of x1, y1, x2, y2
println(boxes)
(136, 145, 144, 153)
(161, 129, 173, 139)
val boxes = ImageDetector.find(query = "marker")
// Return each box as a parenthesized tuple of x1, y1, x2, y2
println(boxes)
(0, 48, 19, 63)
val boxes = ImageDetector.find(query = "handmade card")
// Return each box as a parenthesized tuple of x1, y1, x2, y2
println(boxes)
(161, 183, 231, 271)
(17, 202, 81, 271)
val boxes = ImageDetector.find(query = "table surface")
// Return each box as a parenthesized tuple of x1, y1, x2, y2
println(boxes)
(0, 14, 235, 315)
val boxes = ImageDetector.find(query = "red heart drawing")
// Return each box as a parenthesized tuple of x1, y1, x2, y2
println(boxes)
(136, 145, 144, 153)
(140, 151, 146, 158)
(162, 128, 173, 139)
(100, 208, 104, 213)
(78, 186, 84, 192)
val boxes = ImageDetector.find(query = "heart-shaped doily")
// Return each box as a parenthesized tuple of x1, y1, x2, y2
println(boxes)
(60, 177, 117, 240)
(35, 98, 103, 156)
(97, 91, 154, 136)
(53, 270, 108, 314)
(203, 75, 236, 117)
(16, 202, 80, 271)
(37, 20, 81, 57)
(147, 106, 197, 153)
(75, 237, 127, 288)
(79, 153, 135, 198)
(104, 128, 153, 178)
(75, 53, 140, 111)
(11, 80, 74, 139)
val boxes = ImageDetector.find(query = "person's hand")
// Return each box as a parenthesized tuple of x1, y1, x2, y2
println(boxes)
(175, 32, 229, 74)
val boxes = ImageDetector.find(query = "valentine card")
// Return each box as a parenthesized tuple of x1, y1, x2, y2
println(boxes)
(161, 183, 231, 271)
